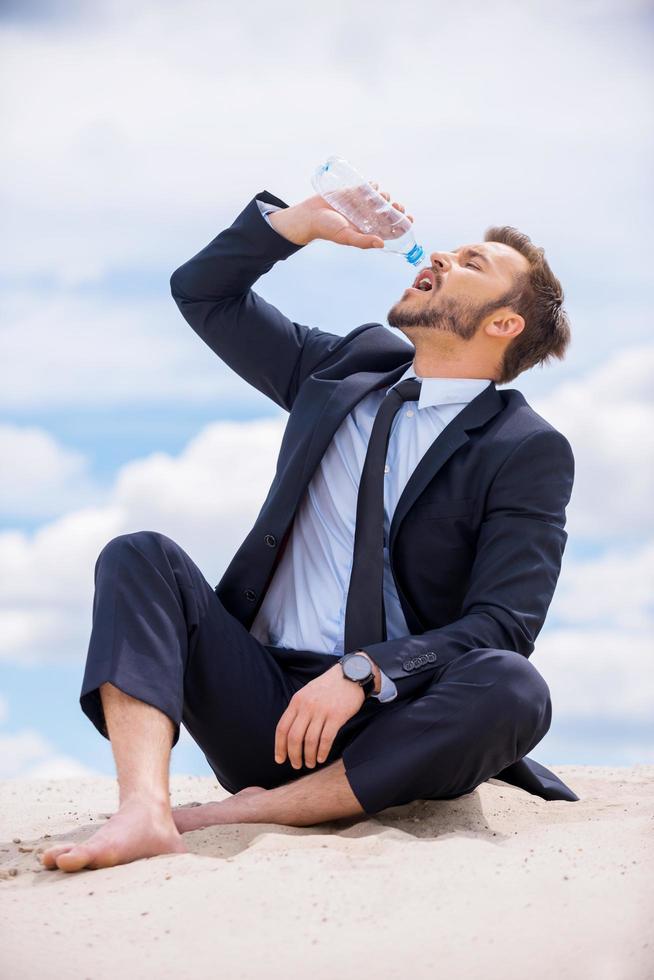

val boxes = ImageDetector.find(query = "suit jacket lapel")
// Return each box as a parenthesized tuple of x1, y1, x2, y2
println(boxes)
(297, 362, 410, 490)
(388, 380, 503, 553)
(296, 368, 504, 553)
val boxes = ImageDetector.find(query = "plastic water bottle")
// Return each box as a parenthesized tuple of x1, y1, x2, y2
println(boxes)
(311, 155, 425, 267)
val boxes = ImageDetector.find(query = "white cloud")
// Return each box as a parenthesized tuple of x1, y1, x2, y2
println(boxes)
(0, 290, 253, 411)
(0, 422, 102, 519)
(550, 539, 654, 631)
(0, 727, 101, 780)
(531, 343, 654, 542)
(18, 754, 102, 780)
(0, 2, 651, 422)
(0, 416, 286, 664)
(532, 627, 654, 722)
(0, 0, 651, 286)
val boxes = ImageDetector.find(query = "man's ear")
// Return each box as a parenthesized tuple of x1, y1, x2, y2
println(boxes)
(485, 310, 525, 340)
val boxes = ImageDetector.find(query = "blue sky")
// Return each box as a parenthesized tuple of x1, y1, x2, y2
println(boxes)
(1, 0, 653, 780)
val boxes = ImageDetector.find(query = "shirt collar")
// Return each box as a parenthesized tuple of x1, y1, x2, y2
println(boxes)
(389, 362, 493, 410)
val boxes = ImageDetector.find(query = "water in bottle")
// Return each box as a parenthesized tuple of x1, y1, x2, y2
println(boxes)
(311, 155, 424, 266)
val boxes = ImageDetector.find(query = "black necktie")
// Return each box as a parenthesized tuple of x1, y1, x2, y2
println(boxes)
(344, 377, 423, 654)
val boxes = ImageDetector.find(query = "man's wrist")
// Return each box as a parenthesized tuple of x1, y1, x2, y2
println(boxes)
(267, 205, 315, 246)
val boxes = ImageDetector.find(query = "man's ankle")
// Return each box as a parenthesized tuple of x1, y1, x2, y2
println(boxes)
(119, 791, 172, 812)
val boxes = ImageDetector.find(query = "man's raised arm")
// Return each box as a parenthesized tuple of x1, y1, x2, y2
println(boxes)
(169, 188, 387, 413)
(169, 191, 345, 412)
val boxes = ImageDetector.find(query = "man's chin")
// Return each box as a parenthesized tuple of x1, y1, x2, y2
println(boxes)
(387, 297, 416, 326)
(386, 305, 433, 330)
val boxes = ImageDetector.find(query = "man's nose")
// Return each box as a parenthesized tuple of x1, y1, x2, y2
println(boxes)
(429, 251, 452, 272)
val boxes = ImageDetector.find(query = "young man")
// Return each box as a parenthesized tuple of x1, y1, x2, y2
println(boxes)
(41, 182, 576, 873)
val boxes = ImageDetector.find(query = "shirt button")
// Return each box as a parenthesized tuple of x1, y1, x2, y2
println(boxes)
(384, 464, 390, 474)
(406, 410, 414, 417)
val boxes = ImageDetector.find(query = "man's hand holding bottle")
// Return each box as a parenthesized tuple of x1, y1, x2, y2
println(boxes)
(268, 181, 414, 249)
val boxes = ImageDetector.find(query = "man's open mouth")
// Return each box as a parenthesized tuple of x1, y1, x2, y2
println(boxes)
(411, 268, 436, 292)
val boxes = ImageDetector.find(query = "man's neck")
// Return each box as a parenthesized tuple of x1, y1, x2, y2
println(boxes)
(411, 356, 494, 380)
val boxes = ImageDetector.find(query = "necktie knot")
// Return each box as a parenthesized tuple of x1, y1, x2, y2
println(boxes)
(388, 377, 422, 405)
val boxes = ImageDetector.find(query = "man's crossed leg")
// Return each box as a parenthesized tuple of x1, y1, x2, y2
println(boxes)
(41, 531, 550, 872)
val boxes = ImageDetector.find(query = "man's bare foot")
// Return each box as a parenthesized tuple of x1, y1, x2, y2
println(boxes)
(171, 786, 267, 833)
(39, 797, 188, 873)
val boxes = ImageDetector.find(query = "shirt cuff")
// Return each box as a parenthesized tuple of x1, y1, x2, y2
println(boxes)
(372, 668, 398, 702)
(256, 199, 284, 226)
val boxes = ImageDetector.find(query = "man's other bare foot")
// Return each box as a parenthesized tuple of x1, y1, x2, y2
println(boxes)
(39, 797, 188, 873)
(171, 786, 267, 833)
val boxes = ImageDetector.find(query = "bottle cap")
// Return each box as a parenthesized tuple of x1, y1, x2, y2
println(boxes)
(406, 244, 424, 266)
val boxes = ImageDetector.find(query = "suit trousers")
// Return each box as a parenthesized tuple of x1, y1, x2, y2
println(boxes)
(79, 530, 553, 815)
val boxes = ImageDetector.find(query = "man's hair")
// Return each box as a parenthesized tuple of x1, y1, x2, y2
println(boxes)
(482, 225, 571, 385)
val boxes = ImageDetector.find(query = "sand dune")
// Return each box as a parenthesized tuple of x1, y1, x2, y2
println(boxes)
(1, 766, 652, 979)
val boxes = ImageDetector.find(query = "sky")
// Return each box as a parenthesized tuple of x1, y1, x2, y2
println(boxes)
(0, 0, 653, 781)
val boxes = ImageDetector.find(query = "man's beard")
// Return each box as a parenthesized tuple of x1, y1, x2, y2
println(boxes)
(387, 292, 506, 342)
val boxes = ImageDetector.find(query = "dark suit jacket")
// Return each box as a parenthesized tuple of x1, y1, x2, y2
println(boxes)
(169, 190, 578, 802)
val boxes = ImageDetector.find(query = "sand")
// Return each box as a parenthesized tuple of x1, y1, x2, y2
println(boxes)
(0, 766, 652, 979)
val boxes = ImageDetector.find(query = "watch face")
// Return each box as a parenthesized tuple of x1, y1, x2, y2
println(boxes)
(344, 654, 372, 682)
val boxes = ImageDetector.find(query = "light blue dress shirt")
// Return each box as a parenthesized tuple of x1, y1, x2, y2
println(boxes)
(250, 200, 491, 701)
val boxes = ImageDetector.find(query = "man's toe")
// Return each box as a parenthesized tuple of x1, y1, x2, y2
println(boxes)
(55, 845, 95, 872)
(41, 844, 75, 868)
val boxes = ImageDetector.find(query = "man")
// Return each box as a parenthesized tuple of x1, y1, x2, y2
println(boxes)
(41, 181, 576, 874)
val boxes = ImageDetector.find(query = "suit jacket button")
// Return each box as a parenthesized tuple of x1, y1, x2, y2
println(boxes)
(427, 652, 437, 662)
(264, 534, 277, 547)
(403, 660, 414, 672)
(244, 588, 257, 602)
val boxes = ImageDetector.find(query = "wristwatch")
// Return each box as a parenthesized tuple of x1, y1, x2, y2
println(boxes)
(340, 652, 376, 699)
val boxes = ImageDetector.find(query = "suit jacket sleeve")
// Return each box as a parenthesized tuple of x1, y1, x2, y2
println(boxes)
(169, 191, 348, 412)
(359, 429, 575, 687)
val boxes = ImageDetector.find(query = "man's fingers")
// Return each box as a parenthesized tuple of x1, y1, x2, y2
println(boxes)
(303, 715, 327, 769)
(274, 704, 297, 763)
(286, 714, 310, 769)
(336, 228, 384, 250)
(369, 182, 390, 201)
(316, 723, 339, 765)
